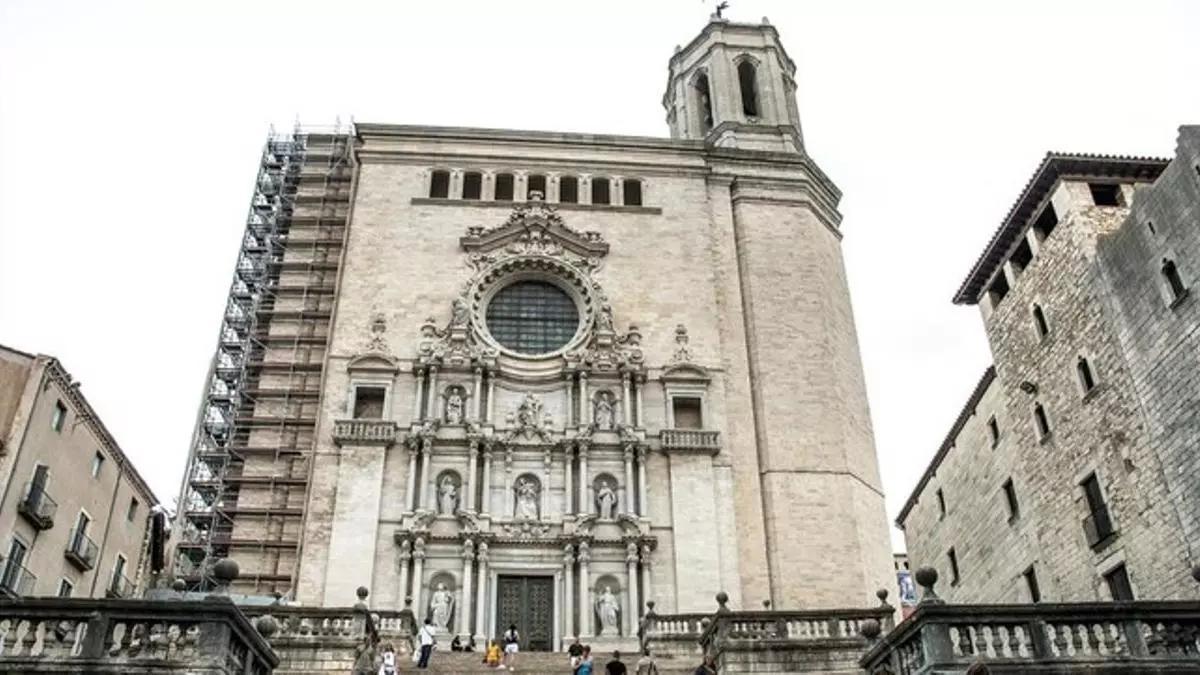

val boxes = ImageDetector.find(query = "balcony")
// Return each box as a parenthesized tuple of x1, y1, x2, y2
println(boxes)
(65, 529, 98, 571)
(660, 428, 720, 454)
(18, 483, 57, 530)
(1083, 508, 1117, 549)
(332, 418, 398, 447)
(106, 571, 134, 599)
(0, 558, 37, 597)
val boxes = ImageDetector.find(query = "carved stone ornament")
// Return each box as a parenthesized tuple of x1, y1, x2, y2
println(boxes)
(499, 519, 552, 538)
(670, 324, 693, 364)
(366, 312, 388, 352)
(502, 393, 554, 442)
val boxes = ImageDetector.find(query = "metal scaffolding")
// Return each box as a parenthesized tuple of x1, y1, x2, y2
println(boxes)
(173, 124, 353, 595)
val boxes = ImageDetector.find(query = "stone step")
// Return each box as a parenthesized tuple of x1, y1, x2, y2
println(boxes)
(415, 650, 572, 673)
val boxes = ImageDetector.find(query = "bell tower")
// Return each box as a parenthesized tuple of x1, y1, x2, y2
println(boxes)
(663, 16, 804, 152)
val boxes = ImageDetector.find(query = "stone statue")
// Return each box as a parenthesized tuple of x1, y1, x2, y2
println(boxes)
(515, 478, 540, 520)
(596, 480, 617, 519)
(596, 585, 621, 636)
(438, 475, 459, 515)
(450, 298, 470, 328)
(445, 389, 464, 424)
(594, 392, 615, 430)
(429, 582, 454, 630)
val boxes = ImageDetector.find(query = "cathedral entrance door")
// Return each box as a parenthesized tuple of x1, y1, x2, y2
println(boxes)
(495, 575, 554, 651)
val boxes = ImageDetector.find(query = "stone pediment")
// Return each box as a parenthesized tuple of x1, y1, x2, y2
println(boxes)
(460, 194, 609, 259)
(346, 353, 401, 374)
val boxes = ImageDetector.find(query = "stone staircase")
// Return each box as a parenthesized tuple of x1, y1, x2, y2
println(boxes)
(414, 651, 696, 674)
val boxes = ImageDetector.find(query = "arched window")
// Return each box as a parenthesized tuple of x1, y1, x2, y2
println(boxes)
(591, 177, 611, 205)
(462, 171, 482, 200)
(1077, 357, 1097, 394)
(527, 174, 547, 199)
(429, 170, 450, 198)
(1032, 304, 1049, 339)
(1162, 258, 1186, 302)
(694, 73, 714, 131)
(622, 179, 643, 207)
(737, 60, 759, 117)
(559, 176, 579, 203)
(1033, 403, 1051, 439)
(494, 173, 514, 201)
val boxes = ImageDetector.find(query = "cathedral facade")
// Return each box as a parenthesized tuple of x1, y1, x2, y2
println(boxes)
(175, 17, 893, 651)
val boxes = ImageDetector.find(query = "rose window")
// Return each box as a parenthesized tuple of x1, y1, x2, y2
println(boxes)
(484, 281, 580, 355)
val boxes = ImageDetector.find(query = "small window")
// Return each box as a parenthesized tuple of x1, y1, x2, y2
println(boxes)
(737, 60, 759, 117)
(591, 177, 611, 205)
(127, 497, 139, 522)
(462, 172, 482, 200)
(622, 179, 643, 207)
(91, 452, 105, 479)
(672, 397, 703, 429)
(947, 548, 961, 585)
(1077, 356, 1097, 394)
(694, 73, 714, 131)
(1023, 566, 1041, 603)
(1033, 403, 1051, 439)
(429, 170, 450, 198)
(1104, 564, 1134, 601)
(1088, 183, 1123, 207)
(1081, 472, 1116, 547)
(987, 416, 1000, 446)
(527, 174, 547, 199)
(987, 273, 1010, 305)
(559, 176, 579, 204)
(1162, 258, 1187, 303)
(1032, 304, 1050, 339)
(51, 400, 67, 432)
(936, 488, 947, 518)
(1009, 238, 1034, 273)
(57, 578, 74, 597)
(353, 386, 386, 420)
(1002, 478, 1020, 520)
(494, 173, 515, 201)
(1032, 203, 1058, 240)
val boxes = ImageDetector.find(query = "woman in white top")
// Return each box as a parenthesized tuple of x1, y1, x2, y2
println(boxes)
(501, 623, 520, 671)
(416, 618, 437, 669)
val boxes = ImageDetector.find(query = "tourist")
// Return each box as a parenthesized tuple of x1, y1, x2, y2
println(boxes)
(451, 635, 463, 652)
(484, 640, 502, 668)
(502, 623, 520, 671)
(377, 643, 397, 675)
(692, 655, 717, 675)
(568, 637, 584, 668)
(415, 618, 436, 669)
(605, 650, 627, 675)
(466, 635, 477, 652)
(574, 645, 594, 675)
(635, 648, 659, 675)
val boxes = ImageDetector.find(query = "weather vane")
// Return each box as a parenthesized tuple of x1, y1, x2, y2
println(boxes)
(712, 1, 729, 19)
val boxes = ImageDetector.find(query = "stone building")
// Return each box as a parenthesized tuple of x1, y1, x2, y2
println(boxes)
(0, 343, 159, 599)
(897, 126, 1200, 605)
(172, 17, 894, 650)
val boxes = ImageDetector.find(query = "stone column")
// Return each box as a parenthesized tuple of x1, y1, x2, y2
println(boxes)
(578, 442, 591, 516)
(562, 543, 575, 639)
(579, 541, 592, 637)
(413, 367, 426, 420)
(406, 449, 419, 511)
(459, 539, 475, 637)
(623, 445, 635, 514)
(474, 542, 489, 640)
(481, 443, 494, 516)
(486, 370, 496, 422)
(578, 372, 589, 426)
(471, 367, 483, 421)
(621, 373, 632, 425)
(625, 541, 640, 634)
(580, 173, 592, 205)
(425, 366, 439, 419)
(637, 445, 649, 518)
(411, 537, 427, 620)
(419, 439, 434, 511)
(466, 440, 479, 512)
(635, 375, 644, 427)
(640, 543, 654, 608)
(397, 539, 412, 609)
(542, 450, 552, 519)
(564, 444, 574, 516)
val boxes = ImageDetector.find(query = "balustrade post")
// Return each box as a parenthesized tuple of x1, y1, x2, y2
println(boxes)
(1028, 618, 1054, 659)
(1120, 617, 1150, 656)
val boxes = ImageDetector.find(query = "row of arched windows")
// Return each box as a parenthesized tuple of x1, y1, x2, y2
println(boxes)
(691, 57, 761, 133)
(428, 169, 644, 207)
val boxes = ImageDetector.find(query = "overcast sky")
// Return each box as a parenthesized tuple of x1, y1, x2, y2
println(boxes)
(2, 0, 1197, 550)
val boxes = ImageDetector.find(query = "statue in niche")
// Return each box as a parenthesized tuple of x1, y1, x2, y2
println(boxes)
(596, 305, 614, 332)
(515, 477, 540, 520)
(429, 582, 454, 630)
(438, 475, 459, 515)
(596, 479, 617, 520)
(596, 585, 621, 636)
(445, 388, 465, 424)
(517, 393, 541, 428)
(593, 391, 616, 430)
(450, 297, 470, 328)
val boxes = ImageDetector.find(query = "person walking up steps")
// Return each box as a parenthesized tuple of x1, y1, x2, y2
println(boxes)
(501, 623, 520, 671)
(574, 646, 594, 675)
(415, 618, 436, 669)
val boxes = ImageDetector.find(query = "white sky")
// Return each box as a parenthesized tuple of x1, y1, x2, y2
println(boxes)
(2, 0, 1197, 551)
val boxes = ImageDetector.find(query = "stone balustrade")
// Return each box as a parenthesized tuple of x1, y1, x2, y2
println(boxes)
(332, 419, 398, 447)
(660, 428, 720, 453)
(0, 597, 276, 674)
(641, 611, 710, 662)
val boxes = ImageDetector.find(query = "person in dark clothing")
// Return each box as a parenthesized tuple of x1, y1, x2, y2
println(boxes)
(693, 654, 717, 675)
(605, 650, 628, 675)
(568, 637, 585, 668)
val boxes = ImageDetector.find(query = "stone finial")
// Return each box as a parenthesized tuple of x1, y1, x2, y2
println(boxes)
(255, 614, 279, 639)
(876, 588, 891, 606)
(171, 578, 187, 594)
(761, 599, 771, 610)
(645, 600, 657, 617)
(715, 591, 730, 614)
(355, 586, 370, 609)
(208, 558, 239, 599)
(859, 618, 881, 642)
(914, 566, 944, 605)
(529, 190, 546, 202)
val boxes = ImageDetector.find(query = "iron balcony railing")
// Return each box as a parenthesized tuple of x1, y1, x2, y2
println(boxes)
(18, 482, 57, 530)
(0, 557, 37, 597)
(64, 528, 98, 570)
